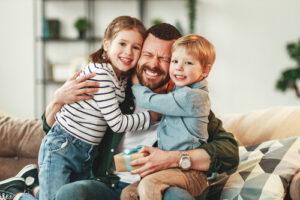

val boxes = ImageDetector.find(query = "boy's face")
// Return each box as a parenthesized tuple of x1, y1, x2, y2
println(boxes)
(136, 34, 175, 90)
(169, 47, 205, 87)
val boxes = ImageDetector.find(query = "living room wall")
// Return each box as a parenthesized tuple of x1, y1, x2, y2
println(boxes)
(196, 0, 300, 114)
(0, 0, 35, 119)
(0, 0, 299, 119)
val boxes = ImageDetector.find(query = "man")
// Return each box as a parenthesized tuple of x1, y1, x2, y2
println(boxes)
(52, 23, 238, 200)
(2, 23, 239, 200)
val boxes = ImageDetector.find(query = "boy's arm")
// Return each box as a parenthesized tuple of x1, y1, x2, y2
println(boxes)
(130, 111, 239, 176)
(42, 71, 99, 133)
(132, 84, 207, 117)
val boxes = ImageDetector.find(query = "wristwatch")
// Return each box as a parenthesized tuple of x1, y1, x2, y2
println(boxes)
(179, 151, 191, 170)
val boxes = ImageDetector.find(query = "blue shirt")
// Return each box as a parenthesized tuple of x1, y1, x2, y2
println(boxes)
(132, 79, 210, 151)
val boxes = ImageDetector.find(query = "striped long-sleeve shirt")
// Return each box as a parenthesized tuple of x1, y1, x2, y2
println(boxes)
(55, 62, 151, 145)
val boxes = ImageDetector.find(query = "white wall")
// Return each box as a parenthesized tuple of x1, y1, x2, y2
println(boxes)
(196, 0, 300, 114)
(0, 1, 35, 119)
(0, 0, 299, 118)
(144, 0, 300, 114)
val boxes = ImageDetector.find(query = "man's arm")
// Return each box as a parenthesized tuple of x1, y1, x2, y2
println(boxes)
(42, 71, 99, 133)
(130, 110, 239, 177)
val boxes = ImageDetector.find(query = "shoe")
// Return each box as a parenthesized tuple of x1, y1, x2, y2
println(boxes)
(15, 164, 39, 193)
(0, 177, 26, 199)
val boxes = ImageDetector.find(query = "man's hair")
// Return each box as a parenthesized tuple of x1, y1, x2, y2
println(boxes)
(145, 23, 182, 41)
(172, 34, 216, 69)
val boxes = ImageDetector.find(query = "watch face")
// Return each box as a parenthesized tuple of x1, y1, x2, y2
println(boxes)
(182, 158, 191, 169)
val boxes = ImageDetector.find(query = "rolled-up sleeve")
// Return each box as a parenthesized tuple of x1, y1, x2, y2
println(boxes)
(199, 111, 239, 174)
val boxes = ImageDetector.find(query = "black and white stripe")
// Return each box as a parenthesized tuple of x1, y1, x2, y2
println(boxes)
(56, 63, 150, 145)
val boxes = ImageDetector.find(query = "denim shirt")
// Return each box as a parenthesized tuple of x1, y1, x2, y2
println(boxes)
(132, 79, 210, 151)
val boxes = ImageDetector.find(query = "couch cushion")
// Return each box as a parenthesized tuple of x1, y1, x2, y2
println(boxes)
(0, 116, 44, 158)
(207, 136, 300, 200)
(218, 106, 300, 146)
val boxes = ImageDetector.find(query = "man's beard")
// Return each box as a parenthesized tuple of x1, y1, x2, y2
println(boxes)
(136, 64, 170, 90)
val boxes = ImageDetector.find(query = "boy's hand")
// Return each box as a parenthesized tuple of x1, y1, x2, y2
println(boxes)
(131, 73, 140, 85)
(149, 111, 162, 122)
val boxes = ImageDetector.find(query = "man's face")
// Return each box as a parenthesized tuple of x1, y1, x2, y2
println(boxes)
(136, 34, 175, 90)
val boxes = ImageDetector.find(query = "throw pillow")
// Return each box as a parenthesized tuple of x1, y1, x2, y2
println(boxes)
(206, 136, 300, 200)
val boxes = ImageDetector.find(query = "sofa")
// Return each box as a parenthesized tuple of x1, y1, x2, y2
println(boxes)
(0, 106, 299, 200)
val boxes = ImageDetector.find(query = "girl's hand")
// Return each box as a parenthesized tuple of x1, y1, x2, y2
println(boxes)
(53, 70, 99, 105)
(131, 72, 140, 85)
(149, 111, 162, 122)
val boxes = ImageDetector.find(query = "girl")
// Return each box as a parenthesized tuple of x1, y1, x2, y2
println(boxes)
(14, 16, 153, 200)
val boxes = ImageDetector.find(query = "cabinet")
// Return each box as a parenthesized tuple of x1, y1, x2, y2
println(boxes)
(34, 0, 145, 116)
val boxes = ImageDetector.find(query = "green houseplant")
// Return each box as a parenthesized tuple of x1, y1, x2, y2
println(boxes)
(276, 39, 300, 98)
(186, 0, 197, 33)
(74, 17, 90, 39)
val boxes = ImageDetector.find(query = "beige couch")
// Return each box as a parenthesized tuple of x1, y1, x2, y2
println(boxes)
(0, 106, 299, 199)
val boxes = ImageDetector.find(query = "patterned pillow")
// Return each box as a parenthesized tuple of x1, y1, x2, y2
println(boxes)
(206, 136, 300, 200)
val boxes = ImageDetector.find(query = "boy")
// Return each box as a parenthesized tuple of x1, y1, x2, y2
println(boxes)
(121, 34, 216, 200)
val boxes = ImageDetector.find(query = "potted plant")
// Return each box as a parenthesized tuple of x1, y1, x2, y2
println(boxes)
(187, 0, 197, 33)
(276, 39, 300, 98)
(74, 17, 90, 39)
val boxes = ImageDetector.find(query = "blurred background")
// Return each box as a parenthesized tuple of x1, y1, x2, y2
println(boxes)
(0, 0, 299, 119)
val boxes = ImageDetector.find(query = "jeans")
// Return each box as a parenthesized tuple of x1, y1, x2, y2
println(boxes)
(19, 181, 195, 200)
(55, 180, 195, 200)
(38, 124, 98, 200)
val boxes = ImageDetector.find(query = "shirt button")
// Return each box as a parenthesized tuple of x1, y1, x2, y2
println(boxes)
(111, 184, 115, 187)
(111, 149, 114, 152)
(164, 119, 167, 123)
(130, 106, 134, 110)
(106, 171, 109, 175)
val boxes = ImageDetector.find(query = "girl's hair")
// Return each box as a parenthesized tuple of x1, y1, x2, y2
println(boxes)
(172, 34, 216, 69)
(89, 16, 146, 63)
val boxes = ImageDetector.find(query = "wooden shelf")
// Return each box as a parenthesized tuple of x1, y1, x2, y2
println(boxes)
(38, 37, 102, 42)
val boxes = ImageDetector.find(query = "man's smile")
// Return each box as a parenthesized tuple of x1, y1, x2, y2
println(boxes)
(144, 69, 160, 77)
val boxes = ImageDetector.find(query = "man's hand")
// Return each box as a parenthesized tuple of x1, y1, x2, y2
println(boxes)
(45, 71, 99, 127)
(130, 146, 181, 177)
(53, 70, 99, 105)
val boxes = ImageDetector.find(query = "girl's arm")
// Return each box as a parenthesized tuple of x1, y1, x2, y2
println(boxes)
(94, 72, 151, 133)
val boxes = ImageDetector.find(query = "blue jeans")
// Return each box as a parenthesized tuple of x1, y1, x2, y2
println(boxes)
(19, 181, 195, 200)
(55, 180, 195, 200)
(37, 124, 98, 200)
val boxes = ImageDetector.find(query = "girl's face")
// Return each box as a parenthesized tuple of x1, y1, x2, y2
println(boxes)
(169, 47, 205, 87)
(104, 29, 144, 78)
